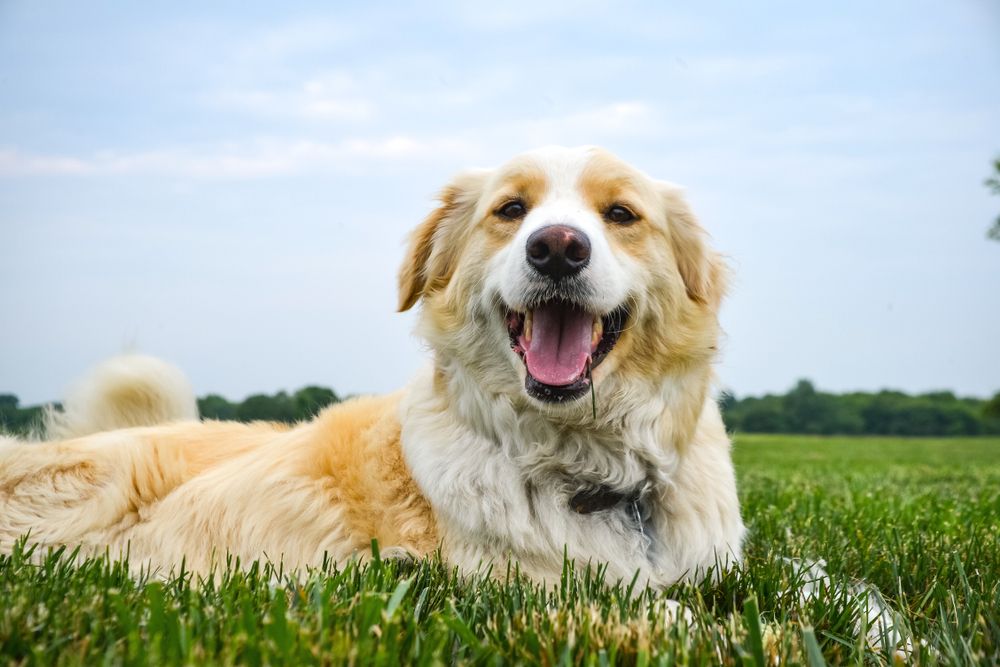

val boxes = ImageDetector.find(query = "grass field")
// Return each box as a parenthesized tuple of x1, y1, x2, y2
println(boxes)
(1, 435, 998, 665)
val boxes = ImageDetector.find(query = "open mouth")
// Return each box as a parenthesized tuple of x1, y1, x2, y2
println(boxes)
(506, 300, 629, 402)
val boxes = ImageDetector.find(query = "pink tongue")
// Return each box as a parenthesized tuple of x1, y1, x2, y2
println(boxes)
(524, 302, 593, 386)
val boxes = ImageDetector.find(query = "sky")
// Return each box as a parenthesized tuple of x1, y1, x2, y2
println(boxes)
(1, 1, 999, 405)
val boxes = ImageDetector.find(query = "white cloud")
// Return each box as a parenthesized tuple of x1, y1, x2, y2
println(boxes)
(0, 136, 480, 179)
(0, 97, 665, 180)
(209, 76, 375, 121)
(0, 150, 91, 176)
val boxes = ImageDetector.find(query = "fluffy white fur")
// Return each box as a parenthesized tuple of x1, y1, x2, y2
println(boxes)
(492, 149, 638, 315)
(402, 367, 742, 585)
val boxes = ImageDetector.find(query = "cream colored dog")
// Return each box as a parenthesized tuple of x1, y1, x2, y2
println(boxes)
(0, 146, 744, 586)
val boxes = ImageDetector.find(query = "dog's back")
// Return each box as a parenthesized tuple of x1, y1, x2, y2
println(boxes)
(0, 355, 437, 575)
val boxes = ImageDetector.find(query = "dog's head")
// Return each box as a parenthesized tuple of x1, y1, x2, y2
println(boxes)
(399, 146, 726, 411)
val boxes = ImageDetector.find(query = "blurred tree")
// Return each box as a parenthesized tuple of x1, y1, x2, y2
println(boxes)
(726, 394, 789, 432)
(720, 382, 999, 436)
(783, 379, 820, 432)
(739, 398, 788, 432)
(236, 391, 297, 423)
(859, 391, 906, 434)
(293, 386, 339, 420)
(781, 380, 863, 434)
(193, 386, 342, 424)
(983, 394, 1000, 439)
(0, 394, 44, 436)
(983, 392, 1000, 421)
(198, 394, 237, 421)
(718, 390, 738, 414)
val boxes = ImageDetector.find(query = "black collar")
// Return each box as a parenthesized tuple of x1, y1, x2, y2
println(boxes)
(569, 485, 642, 515)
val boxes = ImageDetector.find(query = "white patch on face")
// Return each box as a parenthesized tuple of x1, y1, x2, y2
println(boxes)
(482, 147, 640, 316)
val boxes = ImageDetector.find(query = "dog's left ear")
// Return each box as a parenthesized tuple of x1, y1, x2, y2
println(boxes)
(660, 183, 728, 308)
(398, 169, 489, 312)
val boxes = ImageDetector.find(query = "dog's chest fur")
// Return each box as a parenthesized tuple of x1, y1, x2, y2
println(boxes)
(398, 366, 724, 586)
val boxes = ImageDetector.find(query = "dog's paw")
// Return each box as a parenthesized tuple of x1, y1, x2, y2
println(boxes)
(376, 546, 419, 565)
(655, 598, 695, 627)
(783, 557, 910, 654)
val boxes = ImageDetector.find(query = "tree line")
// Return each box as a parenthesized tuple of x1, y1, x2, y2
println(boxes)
(0, 386, 342, 438)
(722, 380, 1000, 436)
(2, 380, 999, 437)
(196, 386, 340, 423)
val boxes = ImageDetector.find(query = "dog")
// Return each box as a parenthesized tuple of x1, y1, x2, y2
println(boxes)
(0, 146, 745, 587)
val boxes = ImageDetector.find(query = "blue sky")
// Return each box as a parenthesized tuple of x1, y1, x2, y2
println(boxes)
(1, 1, 999, 404)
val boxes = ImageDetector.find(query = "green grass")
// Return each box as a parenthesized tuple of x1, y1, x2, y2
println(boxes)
(2, 435, 998, 665)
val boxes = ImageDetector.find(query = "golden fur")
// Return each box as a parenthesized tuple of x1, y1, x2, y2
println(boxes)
(2, 394, 435, 572)
(1, 146, 744, 585)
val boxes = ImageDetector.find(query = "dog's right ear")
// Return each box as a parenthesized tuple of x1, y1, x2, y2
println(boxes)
(659, 182, 728, 309)
(398, 169, 488, 312)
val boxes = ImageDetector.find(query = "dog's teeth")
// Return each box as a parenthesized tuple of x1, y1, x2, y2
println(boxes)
(592, 317, 603, 347)
(524, 311, 533, 343)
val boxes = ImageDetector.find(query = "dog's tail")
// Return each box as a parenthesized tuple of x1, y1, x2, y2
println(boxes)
(43, 354, 199, 440)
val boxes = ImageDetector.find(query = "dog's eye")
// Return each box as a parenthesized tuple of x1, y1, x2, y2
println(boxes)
(605, 205, 637, 225)
(496, 200, 527, 220)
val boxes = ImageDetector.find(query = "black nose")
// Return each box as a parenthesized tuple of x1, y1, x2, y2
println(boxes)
(525, 225, 591, 280)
